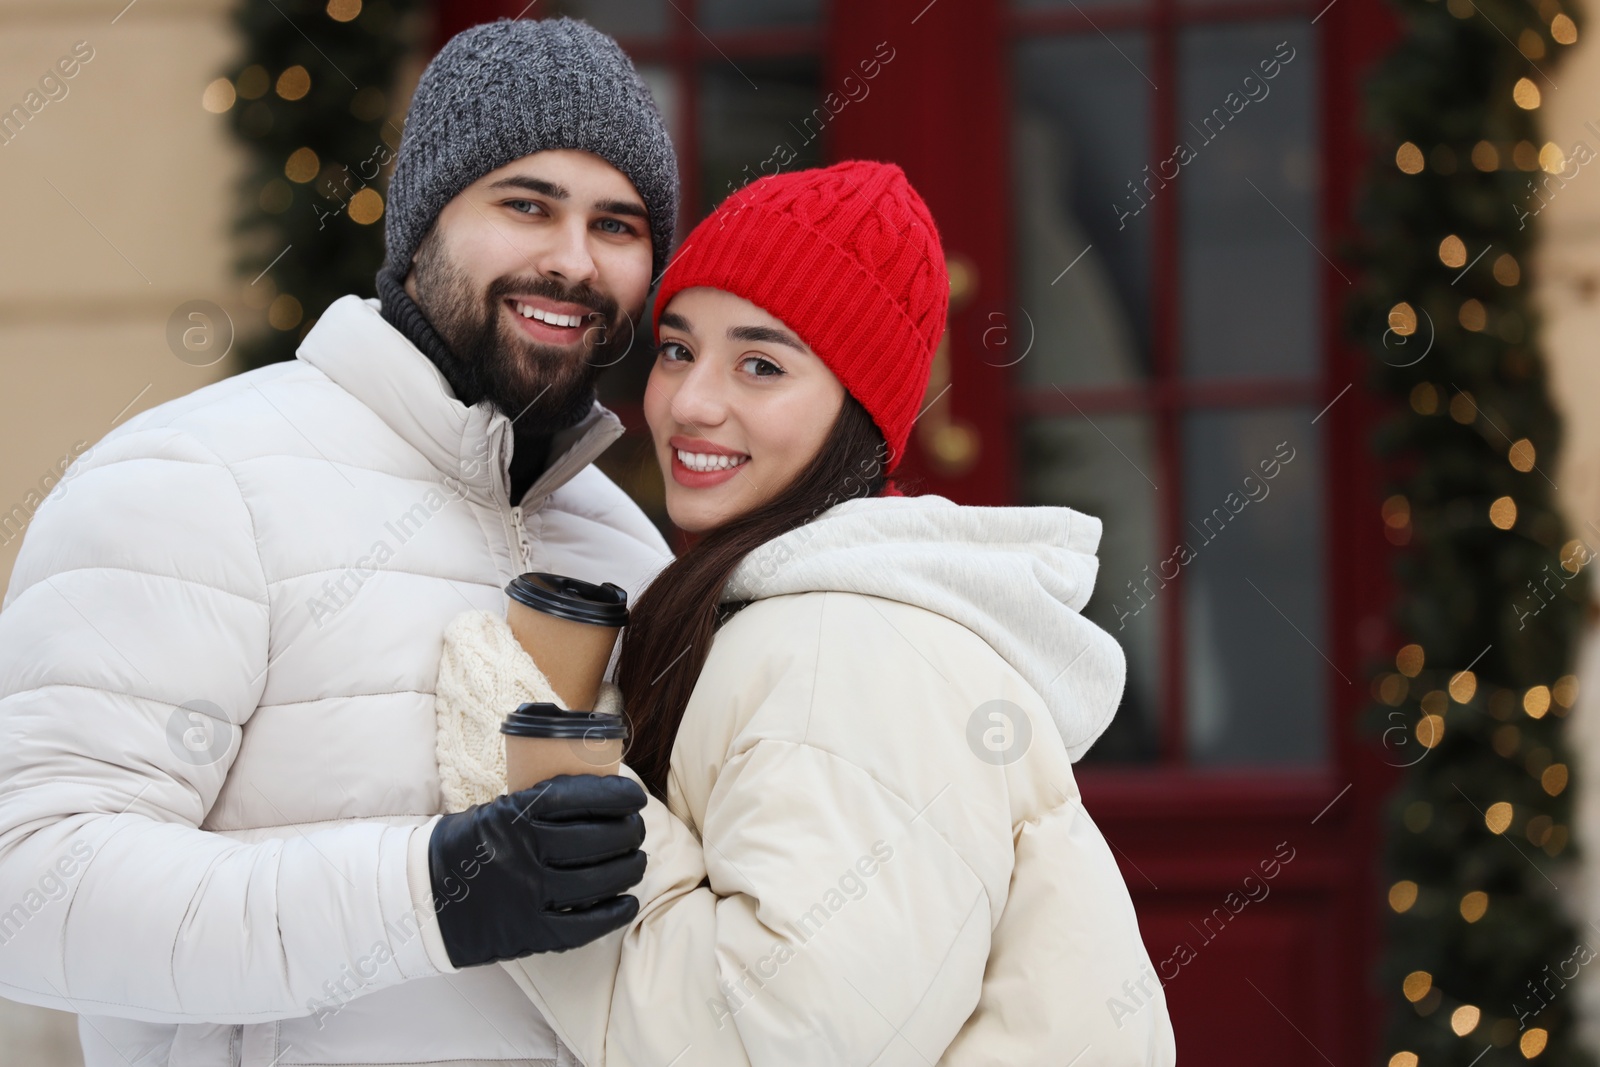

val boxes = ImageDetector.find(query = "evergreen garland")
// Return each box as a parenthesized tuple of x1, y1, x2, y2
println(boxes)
(222, 0, 424, 371)
(1353, 0, 1591, 1061)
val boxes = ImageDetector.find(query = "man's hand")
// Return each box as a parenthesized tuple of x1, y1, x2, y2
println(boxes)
(428, 774, 648, 967)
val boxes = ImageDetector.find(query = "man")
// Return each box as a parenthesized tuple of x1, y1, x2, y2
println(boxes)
(0, 18, 675, 1067)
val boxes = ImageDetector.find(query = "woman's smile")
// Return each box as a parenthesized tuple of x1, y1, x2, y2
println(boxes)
(669, 434, 751, 488)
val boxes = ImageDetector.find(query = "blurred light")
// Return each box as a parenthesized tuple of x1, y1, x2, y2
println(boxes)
(285, 147, 320, 183)
(1542, 763, 1569, 795)
(1552, 13, 1578, 43)
(1383, 495, 1411, 530)
(1490, 496, 1517, 529)
(277, 65, 312, 101)
(1389, 880, 1419, 912)
(1459, 299, 1488, 331)
(348, 188, 384, 225)
(1449, 391, 1477, 423)
(1451, 1005, 1481, 1036)
(1397, 142, 1426, 174)
(1514, 140, 1541, 169)
(1514, 77, 1542, 109)
(1472, 140, 1500, 171)
(259, 179, 293, 214)
(1485, 801, 1513, 834)
(1389, 302, 1418, 335)
(1540, 142, 1566, 172)
(1554, 674, 1578, 707)
(201, 77, 236, 113)
(1460, 890, 1488, 922)
(1403, 972, 1433, 1002)
(1417, 713, 1445, 748)
(237, 65, 270, 99)
(1525, 685, 1552, 718)
(1509, 438, 1536, 472)
(1519, 27, 1548, 57)
(269, 294, 304, 331)
(1450, 670, 1477, 702)
(1494, 253, 1521, 285)
(1439, 234, 1467, 267)
(327, 0, 363, 20)
(1522, 1027, 1549, 1057)
(1397, 643, 1425, 676)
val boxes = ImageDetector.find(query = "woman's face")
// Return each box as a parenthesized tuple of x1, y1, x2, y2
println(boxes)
(644, 287, 846, 533)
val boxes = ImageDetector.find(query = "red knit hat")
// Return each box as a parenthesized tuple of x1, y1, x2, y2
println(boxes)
(653, 160, 949, 492)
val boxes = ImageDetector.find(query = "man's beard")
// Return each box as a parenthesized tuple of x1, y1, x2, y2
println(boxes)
(408, 229, 635, 430)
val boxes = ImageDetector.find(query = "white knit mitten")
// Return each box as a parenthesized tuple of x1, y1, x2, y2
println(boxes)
(434, 609, 624, 813)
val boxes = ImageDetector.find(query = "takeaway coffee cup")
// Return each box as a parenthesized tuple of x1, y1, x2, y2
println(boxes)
(501, 702, 629, 789)
(504, 572, 629, 713)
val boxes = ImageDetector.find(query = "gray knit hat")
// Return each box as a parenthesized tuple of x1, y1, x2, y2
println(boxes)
(383, 17, 679, 281)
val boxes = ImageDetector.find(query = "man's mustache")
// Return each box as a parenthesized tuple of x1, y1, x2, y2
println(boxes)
(487, 277, 618, 324)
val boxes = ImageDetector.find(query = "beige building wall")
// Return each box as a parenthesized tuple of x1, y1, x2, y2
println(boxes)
(1534, 2, 1600, 1052)
(0, 0, 245, 1061)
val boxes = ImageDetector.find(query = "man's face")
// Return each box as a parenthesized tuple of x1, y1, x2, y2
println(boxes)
(403, 149, 656, 429)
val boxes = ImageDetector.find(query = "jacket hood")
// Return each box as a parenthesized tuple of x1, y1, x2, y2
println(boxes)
(721, 495, 1127, 761)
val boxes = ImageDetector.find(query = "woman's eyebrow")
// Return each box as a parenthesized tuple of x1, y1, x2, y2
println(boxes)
(727, 324, 806, 352)
(658, 311, 695, 334)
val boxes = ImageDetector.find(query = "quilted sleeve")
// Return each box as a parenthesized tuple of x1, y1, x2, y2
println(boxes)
(0, 428, 437, 1023)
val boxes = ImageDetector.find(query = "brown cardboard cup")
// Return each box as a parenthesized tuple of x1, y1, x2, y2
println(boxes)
(504, 573, 629, 713)
(502, 703, 628, 790)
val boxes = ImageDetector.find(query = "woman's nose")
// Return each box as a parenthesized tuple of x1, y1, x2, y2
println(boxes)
(667, 361, 728, 429)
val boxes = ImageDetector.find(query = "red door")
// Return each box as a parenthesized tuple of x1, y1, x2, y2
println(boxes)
(433, 2, 1402, 1060)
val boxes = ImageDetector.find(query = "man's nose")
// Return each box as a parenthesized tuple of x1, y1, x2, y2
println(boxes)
(532, 218, 599, 286)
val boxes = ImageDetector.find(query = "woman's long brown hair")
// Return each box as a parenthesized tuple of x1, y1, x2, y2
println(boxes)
(618, 391, 901, 800)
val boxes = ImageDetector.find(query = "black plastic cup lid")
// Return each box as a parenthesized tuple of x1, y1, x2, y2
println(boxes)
(506, 572, 629, 628)
(501, 702, 629, 740)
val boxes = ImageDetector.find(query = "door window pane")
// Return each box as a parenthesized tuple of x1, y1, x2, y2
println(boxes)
(555, 0, 669, 38)
(698, 0, 822, 31)
(1181, 407, 1325, 765)
(698, 56, 823, 213)
(1013, 34, 1154, 386)
(1014, 0, 1150, 12)
(1178, 21, 1319, 380)
(1021, 415, 1163, 762)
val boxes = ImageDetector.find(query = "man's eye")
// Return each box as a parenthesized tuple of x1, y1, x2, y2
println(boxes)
(507, 199, 544, 215)
(596, 218, 631, 235)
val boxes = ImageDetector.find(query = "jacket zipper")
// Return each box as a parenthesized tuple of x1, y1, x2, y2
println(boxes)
(511, 504, 529, 574)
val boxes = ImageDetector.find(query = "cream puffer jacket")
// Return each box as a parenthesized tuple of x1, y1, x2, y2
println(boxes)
(430, 496, 1177, 1066)
(0, 294, 672, 1067)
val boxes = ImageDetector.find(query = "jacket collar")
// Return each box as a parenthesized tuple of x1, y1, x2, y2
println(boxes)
(296, 295, 626, 507)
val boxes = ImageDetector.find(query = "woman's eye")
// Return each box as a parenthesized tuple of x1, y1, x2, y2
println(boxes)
(740, 356, 784, 378)
(658, 341, 691, 362)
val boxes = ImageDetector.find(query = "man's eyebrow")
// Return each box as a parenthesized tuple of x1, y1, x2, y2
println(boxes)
(728, 324, 807, 353)
(659, 311, 694, 334)
(487, 175, 567, 198)
(595, 198, 649, 220)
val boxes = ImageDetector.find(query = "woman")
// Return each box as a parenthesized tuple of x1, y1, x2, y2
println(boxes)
(434, 160, 1175, 1065)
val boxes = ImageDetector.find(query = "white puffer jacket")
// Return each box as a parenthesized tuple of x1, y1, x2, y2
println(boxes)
(0, 294, 672, 1067)
(477, 496, 1178, 1065)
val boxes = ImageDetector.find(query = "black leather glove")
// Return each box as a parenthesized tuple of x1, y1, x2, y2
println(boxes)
(428, 774, 648, 967)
